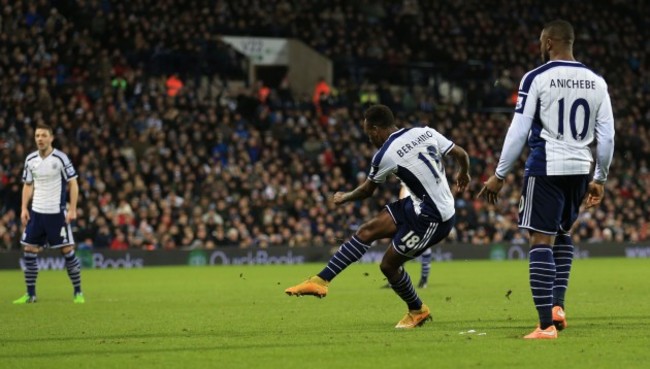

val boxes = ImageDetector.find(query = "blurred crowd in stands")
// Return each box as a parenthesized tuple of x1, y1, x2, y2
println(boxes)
(0, 0, 648, 251)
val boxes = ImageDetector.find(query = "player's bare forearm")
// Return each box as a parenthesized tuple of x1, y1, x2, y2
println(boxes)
(21, 183, 34, 211)
(449, 145, 470, 176)
(67, 178, 79, 221)
(449, 145, 471, 193)
(332, 180, 377, 205)
(68, 178, 79, 209)
(21, 183, 34, 225)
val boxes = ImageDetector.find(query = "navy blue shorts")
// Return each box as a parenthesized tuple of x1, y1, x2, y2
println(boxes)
(385, 197, 455, 258)
(518, 175, 589, 235)
(21, 210, 74, 248)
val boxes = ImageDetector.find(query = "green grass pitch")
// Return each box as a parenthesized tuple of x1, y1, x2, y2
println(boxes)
(1, 258, 649, 369)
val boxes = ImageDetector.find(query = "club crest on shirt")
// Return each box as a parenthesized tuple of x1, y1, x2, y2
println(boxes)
(52, 163, 58, 170)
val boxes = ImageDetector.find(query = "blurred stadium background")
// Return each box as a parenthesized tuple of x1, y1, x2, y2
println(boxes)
(0, 0, 648, 265)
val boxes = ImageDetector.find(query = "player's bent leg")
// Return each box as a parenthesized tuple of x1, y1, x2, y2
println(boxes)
(285, 210, 396, 298)
(285, 234, 370, 297)
(318, 210, 396, 282)
(381, 247, 430, 328)
(284, 233, 368, 297)
(316, 235, 373, 283)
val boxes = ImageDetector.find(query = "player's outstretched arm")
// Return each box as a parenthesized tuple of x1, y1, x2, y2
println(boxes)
(331, 179, 378, 206)
(447, 145, 471, 193)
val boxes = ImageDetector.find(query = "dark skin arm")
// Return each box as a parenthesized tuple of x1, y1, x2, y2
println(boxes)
(447, 145, 471, 194)
(584, 181, 605, 208)
(332, 179, 378, 205)
(477, 175, 503, 205)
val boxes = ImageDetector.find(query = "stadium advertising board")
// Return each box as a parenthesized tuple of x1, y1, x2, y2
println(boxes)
(0, 243, 648, 270)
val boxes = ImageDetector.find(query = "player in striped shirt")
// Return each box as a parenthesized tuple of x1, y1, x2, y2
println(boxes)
(13, 123, 85, 304)
(479, 20, 615, 339)
(286, 105, 471, 328)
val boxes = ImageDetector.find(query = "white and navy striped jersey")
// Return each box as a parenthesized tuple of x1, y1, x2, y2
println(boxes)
(22, 149, 78, 214)
(496, 60, 615, 181)
(369, 127, 456, 222)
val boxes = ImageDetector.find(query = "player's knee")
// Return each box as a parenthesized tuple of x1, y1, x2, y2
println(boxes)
(529, 232, 554, 246)
(379, 259, 391, 277)
(60, 245, 74, 254)
(23, 245, 40, 254)
(380, 259, 400, 278)
(354, 224, 377, 244)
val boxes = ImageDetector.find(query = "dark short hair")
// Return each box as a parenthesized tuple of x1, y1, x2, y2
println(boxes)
(544, 19, 574, 44)
(364, 104, 395, 128)
(35, 122, 53, 135)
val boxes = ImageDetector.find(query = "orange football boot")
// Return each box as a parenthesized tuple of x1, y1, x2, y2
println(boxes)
(552, 306, 567, 330)
(523, 325, 558, 339)
(285, 276, 328, 298)
(395, 304, 432, 328)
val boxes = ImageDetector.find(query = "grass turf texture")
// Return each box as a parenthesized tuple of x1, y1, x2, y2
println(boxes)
(1, 258, 649, 369)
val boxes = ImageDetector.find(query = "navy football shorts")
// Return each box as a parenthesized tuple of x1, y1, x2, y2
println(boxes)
(385, 197, 455, 258)
(21, 210, 75, 248)
(518, 175, 590, 235)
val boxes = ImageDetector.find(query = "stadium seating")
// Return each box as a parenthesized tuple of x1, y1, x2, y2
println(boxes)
(0, 1, 647, 250)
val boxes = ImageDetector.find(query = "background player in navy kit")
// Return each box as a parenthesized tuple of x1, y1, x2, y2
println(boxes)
(286, 105, 470, 328)
(479, 20, 615, 339)
(13, 123, 85, 304)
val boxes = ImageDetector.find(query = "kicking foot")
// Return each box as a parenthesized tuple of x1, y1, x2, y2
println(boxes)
(285, 276, 328, 298)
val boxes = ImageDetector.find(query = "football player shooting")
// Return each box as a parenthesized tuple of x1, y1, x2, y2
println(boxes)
(13, 123, 85, 304)
(478, 20, 615, 339)
(286, 105, 471, 328)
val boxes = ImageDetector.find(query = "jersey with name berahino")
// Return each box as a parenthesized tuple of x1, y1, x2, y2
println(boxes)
(368, 127, 455, 222)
